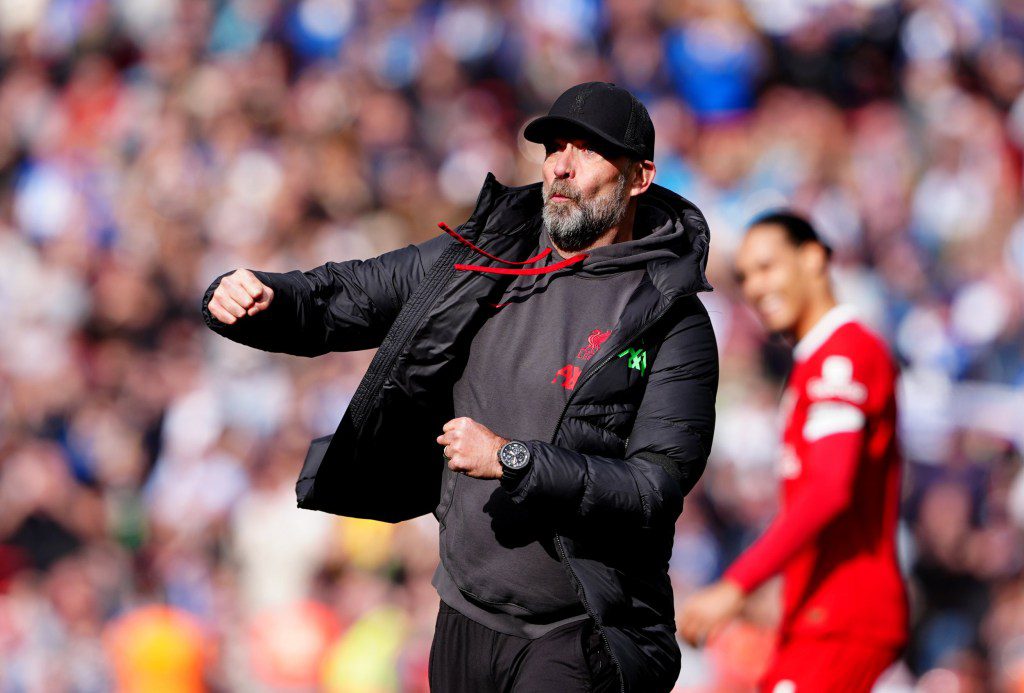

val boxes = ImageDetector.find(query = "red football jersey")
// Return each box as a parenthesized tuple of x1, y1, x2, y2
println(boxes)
(725, 305, 909, 646)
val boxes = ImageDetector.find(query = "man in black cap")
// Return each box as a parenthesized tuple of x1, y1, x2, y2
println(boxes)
(201, 82, 718, 692)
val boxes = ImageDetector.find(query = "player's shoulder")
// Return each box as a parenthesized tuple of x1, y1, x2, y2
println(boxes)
(794, 307, 897, 396)
(826, 319, 893, 369)
(794, 306, 887, 363)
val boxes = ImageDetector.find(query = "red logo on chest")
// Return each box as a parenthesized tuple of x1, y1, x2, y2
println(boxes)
(552, 328, 613, 391)
(577, 329, 612, 361)
(552, 364, 581, 390)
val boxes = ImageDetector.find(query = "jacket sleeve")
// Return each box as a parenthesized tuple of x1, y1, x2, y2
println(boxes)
(200, 233, 453, 357)
(501, 295, 718, 530)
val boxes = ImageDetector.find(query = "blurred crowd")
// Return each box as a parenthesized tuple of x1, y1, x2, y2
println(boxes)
(1, 0, 1023, 690)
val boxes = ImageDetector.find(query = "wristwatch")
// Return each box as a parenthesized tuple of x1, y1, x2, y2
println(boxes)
(498, 440, 531, 476)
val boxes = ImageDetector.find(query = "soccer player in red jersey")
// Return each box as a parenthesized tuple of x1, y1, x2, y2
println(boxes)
(678, 211, 908, 692)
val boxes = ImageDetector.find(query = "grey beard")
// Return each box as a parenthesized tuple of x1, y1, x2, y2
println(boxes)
(542, 174, 629, 252)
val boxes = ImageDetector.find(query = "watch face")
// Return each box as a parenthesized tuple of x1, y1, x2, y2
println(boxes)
(500, 441, 530, 469)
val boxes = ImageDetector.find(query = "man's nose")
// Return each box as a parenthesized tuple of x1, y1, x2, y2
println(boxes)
(552, 148, 574, 179)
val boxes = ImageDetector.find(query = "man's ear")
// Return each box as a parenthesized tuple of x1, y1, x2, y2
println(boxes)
(630, 160, 656, 197)
(799, 242, 829, 277)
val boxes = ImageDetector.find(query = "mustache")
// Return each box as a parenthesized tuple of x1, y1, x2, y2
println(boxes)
(545, 181, 581, 203)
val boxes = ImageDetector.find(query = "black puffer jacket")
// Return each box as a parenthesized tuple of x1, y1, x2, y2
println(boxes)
(201, 174, 719, 692)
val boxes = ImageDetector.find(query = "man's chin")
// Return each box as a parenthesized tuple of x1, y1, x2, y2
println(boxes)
(548, 229, 602, 252)
(544, 201, 578, 217)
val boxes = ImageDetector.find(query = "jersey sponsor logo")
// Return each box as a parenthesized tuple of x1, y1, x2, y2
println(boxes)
(772, 681, 796, 693)
(577, 328, 612, 360)
(803, 401, 866, 441)
(807, 355, 867, 404)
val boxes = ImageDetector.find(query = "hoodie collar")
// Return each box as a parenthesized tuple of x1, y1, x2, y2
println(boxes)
(447, 173, 713, 298)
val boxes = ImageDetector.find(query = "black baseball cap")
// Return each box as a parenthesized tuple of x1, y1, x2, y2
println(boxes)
(524, 82, 655, 161)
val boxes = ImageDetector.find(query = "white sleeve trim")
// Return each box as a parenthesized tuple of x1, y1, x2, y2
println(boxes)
(803, 401, 866, 442)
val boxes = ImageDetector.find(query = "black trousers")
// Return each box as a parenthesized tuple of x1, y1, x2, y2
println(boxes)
(428, 601, 619, 692)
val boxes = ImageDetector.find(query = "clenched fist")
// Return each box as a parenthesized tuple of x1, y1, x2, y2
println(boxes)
(207, 269, 275, 325)
(437, 417, 508, 479)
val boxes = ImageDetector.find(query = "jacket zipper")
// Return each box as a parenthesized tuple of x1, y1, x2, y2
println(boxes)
(350, 218, 539, 429)
(349, 219, 540, 429)
(550, 301, 675, 693)
(348, 239, 471, 429)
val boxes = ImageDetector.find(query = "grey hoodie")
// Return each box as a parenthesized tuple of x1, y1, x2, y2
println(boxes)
(432, 200, 686, 638)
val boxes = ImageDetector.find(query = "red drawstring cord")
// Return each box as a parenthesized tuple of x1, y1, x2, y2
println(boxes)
(454, 254, 587, 274)
(438, 221, 587, 275)
(438, 222, 552, 265)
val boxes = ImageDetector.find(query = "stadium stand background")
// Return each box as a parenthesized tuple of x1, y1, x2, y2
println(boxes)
(0, 0, 1022, 690)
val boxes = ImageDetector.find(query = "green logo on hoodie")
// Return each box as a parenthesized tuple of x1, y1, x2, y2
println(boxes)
(618, 347, 647, 375)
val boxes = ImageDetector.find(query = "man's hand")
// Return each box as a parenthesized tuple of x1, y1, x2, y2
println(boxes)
(208, 269, 275, 325)
(678, 579, 746, 648)
(437, 417, 507, 479)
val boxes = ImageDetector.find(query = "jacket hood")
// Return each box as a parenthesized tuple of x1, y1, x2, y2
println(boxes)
(448, 173, 713, 300)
